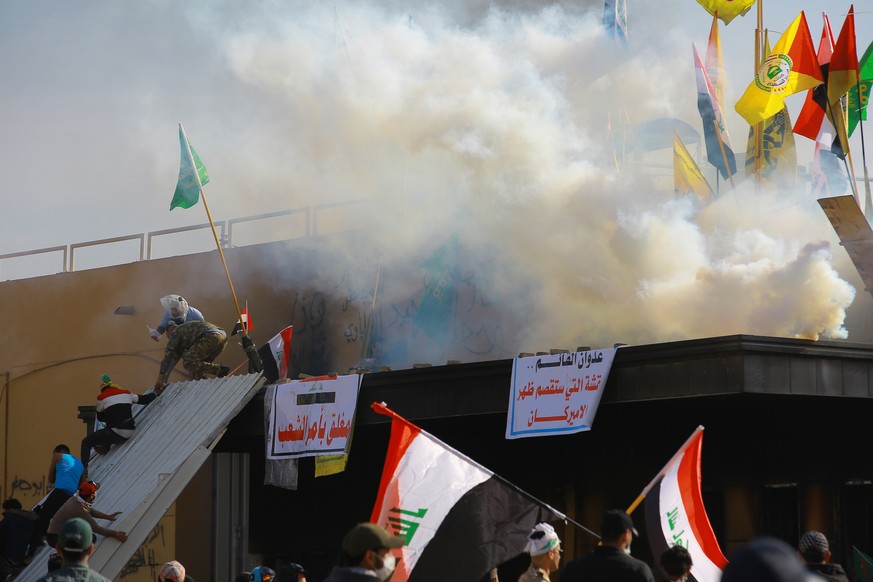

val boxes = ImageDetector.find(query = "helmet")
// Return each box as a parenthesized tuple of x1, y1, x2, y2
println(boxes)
(251, 566, 276, 582)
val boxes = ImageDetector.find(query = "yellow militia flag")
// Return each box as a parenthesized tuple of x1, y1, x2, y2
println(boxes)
(735, 12, 823, 125)
(696, 0, 755, 25)
(744, 107, 797, 189)
(674, 133, 713, 201)
(315, 453, 348, 477)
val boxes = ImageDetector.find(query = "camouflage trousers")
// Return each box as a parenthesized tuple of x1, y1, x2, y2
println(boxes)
(182, 330, 227, 378)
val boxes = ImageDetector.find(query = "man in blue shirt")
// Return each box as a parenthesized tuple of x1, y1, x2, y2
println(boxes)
(27, 445, 84, 559)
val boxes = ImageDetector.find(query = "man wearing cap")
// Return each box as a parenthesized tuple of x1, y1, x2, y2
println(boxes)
(323, 522, 406, 582)
(36, 517, 110, 582)
(79, 374, 159, 477)
(154, 320, 230, 393)
(46, 482, 127, 547)
(798, 531, 849, 582)
(561, 509, 655, 582)
(519, 522, 563, 582)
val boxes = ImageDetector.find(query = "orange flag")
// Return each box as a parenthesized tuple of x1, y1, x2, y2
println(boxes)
(735, 12, 823, 125)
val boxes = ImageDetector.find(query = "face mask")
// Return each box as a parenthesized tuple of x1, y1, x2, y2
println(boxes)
(373, 553, 396, 580)
(623, 542, 632, 556)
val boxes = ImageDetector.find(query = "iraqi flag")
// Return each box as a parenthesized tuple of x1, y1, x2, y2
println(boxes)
(644, 427, 727, 582)
(231, 303, 252, 336)
(257, 325, 292, 383)
(371, 402, 565, 582)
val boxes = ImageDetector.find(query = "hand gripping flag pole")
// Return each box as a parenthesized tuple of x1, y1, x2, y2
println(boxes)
(175, 123, 263, 373)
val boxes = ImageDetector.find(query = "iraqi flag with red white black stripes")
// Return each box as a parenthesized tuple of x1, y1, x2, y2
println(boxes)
(644, 427, 727, 582)
(370, 402, 565, 582)
(257, 325, 292, 383)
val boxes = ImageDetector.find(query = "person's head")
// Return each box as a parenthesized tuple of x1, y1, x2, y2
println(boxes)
(286, 563, 306, 582)
(53, 444, 71, 455)
(601, 509, 637, 552)
(99, 374, 114, 390)
(525, 522, 562, 573)
(722, 537, 823, 582)
(798, 531, 831, 564)
(162, 295, 189, 320)
(339, 522, 406, 580)
(250, 566, 275, 582)
(56, 518, 94, 564)
(660, 545, 693, 581)
(159, 560, 186, 582)
(2, 498, 22, 511)
(78, 481, 98, 503)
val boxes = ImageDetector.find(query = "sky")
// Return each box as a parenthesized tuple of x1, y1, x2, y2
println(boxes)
(2, 0, 873, 349)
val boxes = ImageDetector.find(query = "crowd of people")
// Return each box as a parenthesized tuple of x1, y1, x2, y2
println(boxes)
(0, 295, 240, 581)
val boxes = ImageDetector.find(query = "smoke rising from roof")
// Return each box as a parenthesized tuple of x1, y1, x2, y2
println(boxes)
(0, 1, 859, 354)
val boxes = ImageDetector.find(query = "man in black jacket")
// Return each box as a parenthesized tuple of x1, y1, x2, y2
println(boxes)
(561, 510, 655, 582)
(0, 498, 37, 578)
(80, 375, 158, 476)
(799, 530, 849, 582)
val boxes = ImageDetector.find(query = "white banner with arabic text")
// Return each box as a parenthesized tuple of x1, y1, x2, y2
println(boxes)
(505, 348, 617, 439)
(267, 375, 362, 459)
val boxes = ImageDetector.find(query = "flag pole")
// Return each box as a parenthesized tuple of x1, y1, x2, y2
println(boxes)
(713, 119, 736, 189)
(754, 6, 764, 193)
(824, 101, 861, 203)
(371, 401, 601, 540)
(854, 79, 873, 218)
(625, 425, 704, 515)
(178, 123, 262, 371)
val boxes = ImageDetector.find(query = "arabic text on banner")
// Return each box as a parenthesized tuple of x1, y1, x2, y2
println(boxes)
(267, 375, 362, 459)
(505, 348, 617, 439)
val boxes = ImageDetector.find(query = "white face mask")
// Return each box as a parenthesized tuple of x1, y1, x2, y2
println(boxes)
(373, 553, 396, 580)
(623, 542, 632, 555)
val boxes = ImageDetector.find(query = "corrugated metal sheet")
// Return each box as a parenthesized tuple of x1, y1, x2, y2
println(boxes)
(18, 373, 266, 582)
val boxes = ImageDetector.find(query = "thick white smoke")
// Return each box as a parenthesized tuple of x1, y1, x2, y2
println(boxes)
(188, 1, 857, 350)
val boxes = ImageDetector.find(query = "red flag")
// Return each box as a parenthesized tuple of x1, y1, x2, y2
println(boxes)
(794, 14, 835, 141)
(827, 5, 858, 159)
(829, 5, 859, 109)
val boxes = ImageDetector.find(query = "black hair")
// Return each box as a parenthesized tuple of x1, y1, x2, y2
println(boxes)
(2, 498, 22, 510)
(661, 545, 693, 579)
(53, 444, 71, 454)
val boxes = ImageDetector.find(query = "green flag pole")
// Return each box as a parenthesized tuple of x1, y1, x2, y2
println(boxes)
(178, 123, 263, 372)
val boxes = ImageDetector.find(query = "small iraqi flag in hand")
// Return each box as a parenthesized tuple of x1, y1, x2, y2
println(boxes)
(231, 304, 252, 336)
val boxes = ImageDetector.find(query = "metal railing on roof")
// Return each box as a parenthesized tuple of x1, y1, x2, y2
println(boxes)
(0, 199, 368, 280)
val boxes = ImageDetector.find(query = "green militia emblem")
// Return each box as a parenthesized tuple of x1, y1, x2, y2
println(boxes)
(388, 507, 428, 543)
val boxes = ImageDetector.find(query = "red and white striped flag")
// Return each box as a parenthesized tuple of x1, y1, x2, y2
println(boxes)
(644, 427, 727, 582)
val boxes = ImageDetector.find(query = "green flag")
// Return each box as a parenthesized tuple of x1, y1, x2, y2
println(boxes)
(848, 41, 873, 137)
(854, 546, 873, 582)
(170, 124, 210, 210)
